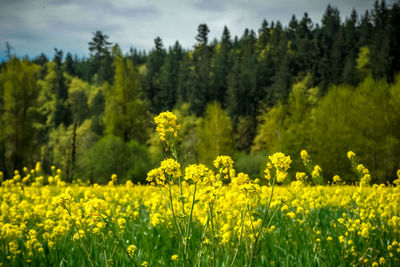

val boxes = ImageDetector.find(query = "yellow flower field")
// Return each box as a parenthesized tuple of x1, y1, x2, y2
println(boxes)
(1, 165, 400, 266)
(0, 111, 399, 266)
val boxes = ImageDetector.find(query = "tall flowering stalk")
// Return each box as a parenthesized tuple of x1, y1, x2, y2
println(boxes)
(249, 152, 291, 267)
(154, 111, 180, 160)
(150, 111, 198, 266)
(347, 151, 371, 187)
(299, 149, 323, 185)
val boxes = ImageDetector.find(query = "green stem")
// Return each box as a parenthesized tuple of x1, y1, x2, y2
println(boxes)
(250, 175, 277, 267)
(230, 203, 248, 267)
(253, 203, 283, 261)
(178, 176, 186, 215)
(184, 183, 197, 263)
(170, 144, 178, 161)
(168, 183, 183, 238)
(64, 205, 95, 267)
(99, 214, 138, 267)
(195, 213, 210, 267)
(209, 202, 216, 267)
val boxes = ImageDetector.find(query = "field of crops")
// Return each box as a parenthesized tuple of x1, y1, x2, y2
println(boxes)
(1, 112, 400, 266)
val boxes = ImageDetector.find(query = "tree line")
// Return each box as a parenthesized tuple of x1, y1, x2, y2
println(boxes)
(0, 0, 399, 183)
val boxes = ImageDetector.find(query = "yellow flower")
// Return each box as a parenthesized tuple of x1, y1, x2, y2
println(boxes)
(147, 158, 181, 185)
(269, 152, 292, 171)
(296, 172, 306, 182)
(213, 155, 234, 180)
(160, 159, 181, 179)
(312, 165, 322, 179)
(171, 254, 178, 261)
(154, 111, 180, 143)
(276, 170, 288, 183)
(264, 168, 271, 181)
(347, 151, 355, 160)
(333, 175, 341, 183)
(300, 149, 308, 161)
(286, 212, 296, 219)
(111, 174, 117, 184)
(356, 164, 365, 173)
(127, 244, 136, 256)
(184, 164, 213, 184)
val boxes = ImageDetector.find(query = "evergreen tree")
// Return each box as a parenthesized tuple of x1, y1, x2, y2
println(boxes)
(210, 26, 232, 106)
(190, 23, 212, 115)
(293, 13, 316, 76)
(52, 48, 71, 126)
(176, 53, 193, 105)
(226, 29, 258, 120)
(156, 41, 183, 112)
(342, 9, 360, 85)
(370, 0, 390, 80)
(387, 1, 400, 80)
(89, 89, 105, 136)
(316, 5, 341, 93)
(129, 47, 147, 66)
(265, 22, 291, 105)
(88, 30, 114, 84)
(256, 20, 275, 107)
(195, 24, 210, 45)
(64, 52, 75, 76)
(144, 37, 166, 111)
(358, 10, 373, 46)
(33, 53, 49, 79)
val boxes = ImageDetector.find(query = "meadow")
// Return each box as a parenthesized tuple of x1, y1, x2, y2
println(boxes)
(1, 112, 400, 266)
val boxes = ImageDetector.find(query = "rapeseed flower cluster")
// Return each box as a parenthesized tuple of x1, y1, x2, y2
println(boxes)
(264, 152, 292, 183)
(146, 158, 181, 185)
(154, 111, 180, 143)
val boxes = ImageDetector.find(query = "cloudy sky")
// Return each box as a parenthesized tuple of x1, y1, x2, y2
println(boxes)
(0, 0, 376, 60)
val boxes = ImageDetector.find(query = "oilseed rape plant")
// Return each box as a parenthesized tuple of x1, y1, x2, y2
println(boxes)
(0, 112, 400, 266)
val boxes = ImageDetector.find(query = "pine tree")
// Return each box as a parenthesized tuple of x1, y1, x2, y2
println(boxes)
(387, 0, 400, 80)
(370, 0, 390, 80)
(342, 9, 359, 85)
(53, 49, 71, 126)
(88, 31, 114, 84)
(64, 52, 75, 76)
(144, 37, 166, 112)
(316, 5, 342, 93)
(89, 89, 105, 136)
(156, 41, 183, 112)
(190, 23, 212, 115)
(226, 29, 258, 120)
(210, 26, 232, 106)
(256, 20, 275, 107)
(176, 53, 193, 105)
